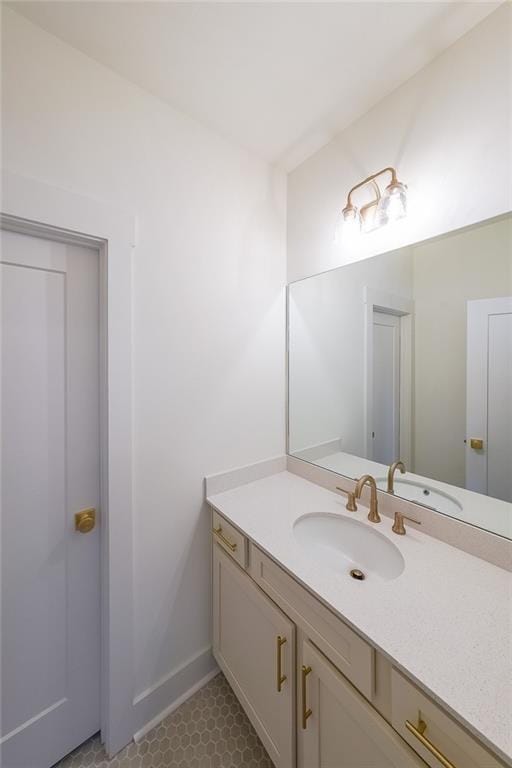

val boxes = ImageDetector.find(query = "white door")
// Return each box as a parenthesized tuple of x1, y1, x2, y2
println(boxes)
(1, 229, 101, 768)
(212, 544, 295, 768)
(466, 297, 512, 502)
(299, 641, 426, 768)
(372, 311, 400, 464)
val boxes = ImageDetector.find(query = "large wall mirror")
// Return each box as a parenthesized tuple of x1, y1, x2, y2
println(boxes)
(288, 214, 512, 539)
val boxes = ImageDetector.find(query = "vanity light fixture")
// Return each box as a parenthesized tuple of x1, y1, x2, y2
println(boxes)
(340, 166, 407, 239)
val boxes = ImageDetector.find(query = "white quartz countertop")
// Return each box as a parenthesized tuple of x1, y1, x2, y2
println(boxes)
(207, 471, 512, 764)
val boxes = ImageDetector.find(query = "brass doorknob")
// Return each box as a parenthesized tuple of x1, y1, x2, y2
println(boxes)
(470, 438, 484, 450)
(74, 508, 96, 534)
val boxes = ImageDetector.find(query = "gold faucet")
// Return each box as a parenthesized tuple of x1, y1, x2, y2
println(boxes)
(392, 510, 421, 535)
(387, 460, 406, 493)
(354, 475, 381, 523)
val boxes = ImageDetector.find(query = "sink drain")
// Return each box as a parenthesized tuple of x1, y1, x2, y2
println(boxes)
(350, 568, 365, 581)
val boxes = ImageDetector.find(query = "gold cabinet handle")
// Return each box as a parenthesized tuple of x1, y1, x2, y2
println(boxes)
(276, 636, 287, 692)
(301, 665, 312, 729)
(212, 525, 237, 552)
(405, 718, 456, 768)
(75, 508, 96, 534)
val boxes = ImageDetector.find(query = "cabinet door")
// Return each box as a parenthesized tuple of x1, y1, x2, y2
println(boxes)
(213, 543, 295, 768)
(300, 641, 426, 768)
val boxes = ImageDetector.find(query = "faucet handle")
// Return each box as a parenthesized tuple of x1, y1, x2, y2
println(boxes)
(392, 510, 421, 535)
(335, 486, 357, 512)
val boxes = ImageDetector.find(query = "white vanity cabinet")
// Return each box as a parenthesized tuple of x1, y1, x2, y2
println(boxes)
(300, 640, 425, 768)
(212, 542, 295, 768)
(211, 510, 506, 768)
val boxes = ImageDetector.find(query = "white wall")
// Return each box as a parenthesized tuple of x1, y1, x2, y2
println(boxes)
(287, 3, 512, 283)
(1, 6, 286, 736)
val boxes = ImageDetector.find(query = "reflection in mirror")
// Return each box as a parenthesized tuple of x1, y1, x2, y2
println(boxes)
(288, 215, 512, 539)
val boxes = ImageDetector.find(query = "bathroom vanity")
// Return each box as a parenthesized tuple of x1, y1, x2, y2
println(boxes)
(207, 471, 511, 768)
(206, 214, 512, 768)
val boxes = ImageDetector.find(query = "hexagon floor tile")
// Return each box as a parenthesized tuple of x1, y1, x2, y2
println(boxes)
(54, 673, 274, 768)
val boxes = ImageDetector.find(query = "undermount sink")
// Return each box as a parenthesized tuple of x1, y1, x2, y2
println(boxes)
(293, 513, 405, 581)
(376, 478, 463, 516)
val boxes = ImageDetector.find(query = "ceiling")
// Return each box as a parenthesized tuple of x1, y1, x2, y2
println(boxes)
(8, 1, 500, 170)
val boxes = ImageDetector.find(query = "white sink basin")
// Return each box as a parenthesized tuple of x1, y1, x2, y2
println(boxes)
(376, 478, 462, 516)
(293, 513, 405, 581)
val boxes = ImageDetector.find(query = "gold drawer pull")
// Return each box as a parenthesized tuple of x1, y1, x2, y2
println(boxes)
(405, 718, 456, 768)
(212, 525, 237, 552)
(276, 636, 287, 692)
(301, 665, 312, 729)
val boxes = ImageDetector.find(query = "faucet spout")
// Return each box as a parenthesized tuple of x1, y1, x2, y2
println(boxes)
(354, 474, 381, 523)
(387, 460, 406, 494)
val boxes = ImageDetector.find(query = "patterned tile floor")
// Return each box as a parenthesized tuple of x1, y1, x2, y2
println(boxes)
(55, 673, 274, 768)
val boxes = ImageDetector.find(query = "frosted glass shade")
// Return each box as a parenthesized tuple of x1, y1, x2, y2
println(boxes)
(341, 205, 361, 242)
(376, 182, 407, 226)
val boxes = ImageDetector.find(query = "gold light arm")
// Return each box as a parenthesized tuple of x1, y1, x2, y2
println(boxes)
(359, 180, 381, 218)
(345, 166, 397, 208)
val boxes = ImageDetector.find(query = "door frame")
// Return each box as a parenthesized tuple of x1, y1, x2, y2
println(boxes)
(1, 170, 136, 756)
(363, 286, 414, 467)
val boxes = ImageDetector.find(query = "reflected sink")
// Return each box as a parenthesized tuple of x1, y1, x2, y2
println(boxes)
(293, 513, 405, 581)
(375, 478, 462, 516)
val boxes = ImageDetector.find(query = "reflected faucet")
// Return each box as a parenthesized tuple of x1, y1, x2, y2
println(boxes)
(387, 460, 406, 494)
(354, 475, 381, 523)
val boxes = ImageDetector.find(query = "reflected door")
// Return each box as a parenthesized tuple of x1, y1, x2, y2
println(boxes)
(1, 229, 101, 767)
(466, 297, 512, 502)
(372, 312, 400, 465)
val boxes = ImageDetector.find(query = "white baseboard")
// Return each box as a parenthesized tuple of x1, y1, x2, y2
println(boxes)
(132, 647, 219, 741)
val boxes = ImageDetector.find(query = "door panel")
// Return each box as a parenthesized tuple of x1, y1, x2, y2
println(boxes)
(1, 230, 100, 768)
(213, 544, 295, 768)
(487, 312, 512, 501)
(300, 641, 425, 768)
(372, 312, 400, 464)
(2, 264, 67, 736)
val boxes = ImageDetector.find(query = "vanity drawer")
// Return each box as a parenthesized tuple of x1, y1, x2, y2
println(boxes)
(250, 544, 374, 700)
(391, 669, 505, 768)
(211, 510, 248, 568)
